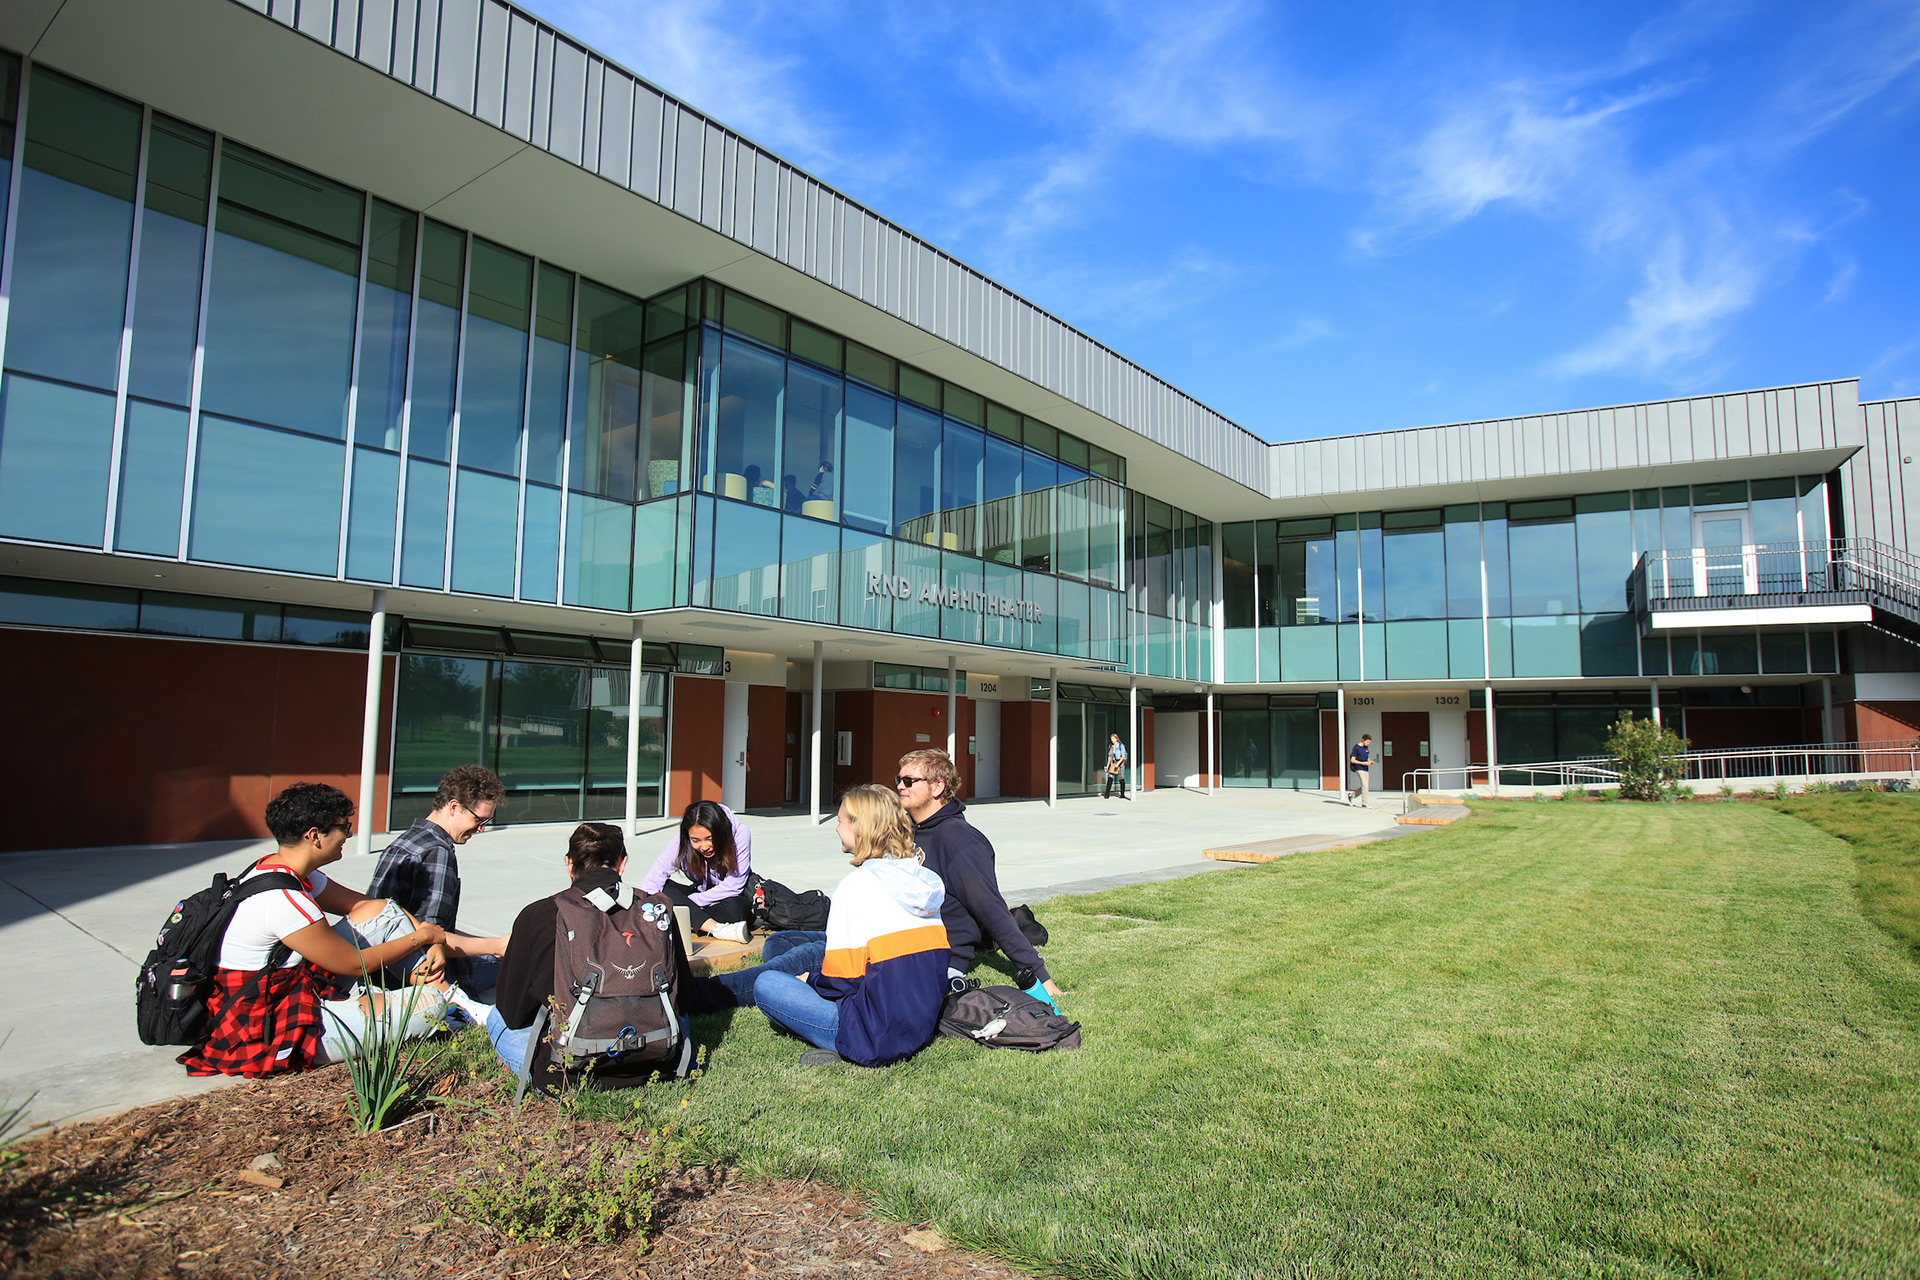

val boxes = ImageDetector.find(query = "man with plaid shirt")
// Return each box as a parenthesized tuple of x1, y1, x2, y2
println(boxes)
(370, 764, 509, 994)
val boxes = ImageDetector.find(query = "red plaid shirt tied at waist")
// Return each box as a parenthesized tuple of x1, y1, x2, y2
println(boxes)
(177, 963, 330, 1078)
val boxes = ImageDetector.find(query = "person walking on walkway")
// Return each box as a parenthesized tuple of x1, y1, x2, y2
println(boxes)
(1348, 734, 1373, 808)
(897, 748, 1064, 1006)
(1102, 733, 1129, 800)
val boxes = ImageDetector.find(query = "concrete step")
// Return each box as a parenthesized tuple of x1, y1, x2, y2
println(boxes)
(1414, 791, 1467, 805)
(1203, 832, 1384, 863)
(1396, 808, 1468, 826)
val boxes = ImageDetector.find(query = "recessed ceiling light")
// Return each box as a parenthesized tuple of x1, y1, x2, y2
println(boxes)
(152, 573, 165, 578)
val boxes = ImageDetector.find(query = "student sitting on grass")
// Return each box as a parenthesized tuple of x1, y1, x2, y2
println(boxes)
(488, 822, 698, 1094)
(181, 783, 492, 1079)
(748, 784, 949, 1067)
(639, 800, 755, 944)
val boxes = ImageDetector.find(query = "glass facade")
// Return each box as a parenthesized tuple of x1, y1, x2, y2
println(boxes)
(1218, 480, 1836, 683)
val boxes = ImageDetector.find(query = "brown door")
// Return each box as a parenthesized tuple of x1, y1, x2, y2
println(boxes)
(1379, 712, 1432, 791)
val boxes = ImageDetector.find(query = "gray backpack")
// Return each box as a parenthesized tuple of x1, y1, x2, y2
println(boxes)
(938, 984, 1081, 1052)
(548, 882, 690, 1081)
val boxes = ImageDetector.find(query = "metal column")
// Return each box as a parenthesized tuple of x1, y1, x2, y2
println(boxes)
(1485, 682, 1498, 796)
(1650, 679, 1661, 726)
(1334, 685, 1345, 798)
(624, 618, 643, 837)
(1127, 675, 1138, 801)
(1822, 676, 1835, 745)
(810, 640, 823, 824)
(947, 654, 957, 762)
(356, 590, 388, 856)
(1048, 667, 1058, 809)
(1205, 688, 1215, 796)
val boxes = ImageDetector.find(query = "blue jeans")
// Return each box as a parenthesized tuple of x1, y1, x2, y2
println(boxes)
(753, 969, 839, 1051)
(711, 931, 827, 1007)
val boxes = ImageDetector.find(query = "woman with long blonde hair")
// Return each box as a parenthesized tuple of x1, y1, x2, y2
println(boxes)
(749, 783, 950, 1066)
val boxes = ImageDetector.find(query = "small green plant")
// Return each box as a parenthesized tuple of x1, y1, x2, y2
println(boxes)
(1773, 780, 1790, 800)
(1532, 791, 1547, 802)
(1677, 785, 1696, 799)
(448, 1118, 683, 1244)
(1718, 783, 1737, 798)
(327, 983, 445, 1133)
(0, 1032, 34, 1171)
(1806, 780, 1835, 796)
(1565, 785, 1589, 800)
(1605, 713, 1691, 802)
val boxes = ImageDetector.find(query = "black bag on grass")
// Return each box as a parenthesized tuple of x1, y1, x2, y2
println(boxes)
(938, 984, 1081, 1052)
(135, 865, 302, 1047)
(1010, 904, 1049, 948)
(749, 874, 830, 931)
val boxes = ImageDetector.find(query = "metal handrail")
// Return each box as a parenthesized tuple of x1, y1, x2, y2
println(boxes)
(1400, 738, 1920, 812)
(1630, 537, 1920, 612)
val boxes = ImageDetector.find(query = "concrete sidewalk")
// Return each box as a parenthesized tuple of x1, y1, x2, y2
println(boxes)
(0, 787, 1401, 1131)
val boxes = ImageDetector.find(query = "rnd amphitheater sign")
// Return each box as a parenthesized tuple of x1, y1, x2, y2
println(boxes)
(865, 572, 1044, 622)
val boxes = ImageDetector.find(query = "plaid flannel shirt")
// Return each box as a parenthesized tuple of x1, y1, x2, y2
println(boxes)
(369, 818, 462, 931)
(178, 963, 326, 1078)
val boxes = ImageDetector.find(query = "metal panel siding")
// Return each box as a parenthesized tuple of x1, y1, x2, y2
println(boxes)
(672, 110, 702, 220)
(504, 12, 536, 139)
(435, 0, 480, 114)
(474, 0, 508, 126)
(411, 0, 438, 90)
(598, 71, 632, 187)
(530, 27, 553, 149)
(630, 85, 663, 201)
(580, 58, 602, 172)
(295, 0, 333, 41)
(333, 0, 358, 53)
(751, 154, 779, 257)
(548, 39, 586, 164)
(357, 0, 395, 72)
(238, 0, 269, 12)
(700, 125, 724, 230)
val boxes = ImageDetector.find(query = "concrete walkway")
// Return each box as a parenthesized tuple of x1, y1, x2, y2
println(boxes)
(0, 787, 1402, 1132)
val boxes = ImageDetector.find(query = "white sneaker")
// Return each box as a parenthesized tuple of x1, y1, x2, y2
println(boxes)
(708, 920, 750, 944)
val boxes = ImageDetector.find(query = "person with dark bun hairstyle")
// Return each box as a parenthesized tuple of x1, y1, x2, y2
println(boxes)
(488, 822, 697, 1092)
(638, 800, 754, 944)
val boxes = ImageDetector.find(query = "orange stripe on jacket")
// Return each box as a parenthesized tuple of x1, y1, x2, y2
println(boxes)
(820, 923, 949, 979)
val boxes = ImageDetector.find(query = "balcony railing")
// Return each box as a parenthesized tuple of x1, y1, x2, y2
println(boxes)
(1630, 538, 1920, 630)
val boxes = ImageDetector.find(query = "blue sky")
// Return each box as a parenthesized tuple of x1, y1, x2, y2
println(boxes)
(524, 1, 1920, 443)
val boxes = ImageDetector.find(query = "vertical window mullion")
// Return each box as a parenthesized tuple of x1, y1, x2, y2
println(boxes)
(512, 261, 537, 600)
(102, 104, 153, 553)
(0, 58, 30, 378)
(555, 270, 579, 603)
(389, 211, 425, 587)
(441, 228, 473, 590)
(177, 134, 223, 561)
(336, 193, 373, 578)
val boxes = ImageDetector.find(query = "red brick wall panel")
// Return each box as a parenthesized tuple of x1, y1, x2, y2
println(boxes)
(668, 675, 726, 814)
(745, 684, 787, 809)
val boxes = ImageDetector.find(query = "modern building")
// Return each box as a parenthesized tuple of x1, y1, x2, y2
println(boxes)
(2, 0, 1916, 853)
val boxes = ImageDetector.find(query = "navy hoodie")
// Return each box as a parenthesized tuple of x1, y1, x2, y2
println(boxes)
(911, 800, 1051, 984)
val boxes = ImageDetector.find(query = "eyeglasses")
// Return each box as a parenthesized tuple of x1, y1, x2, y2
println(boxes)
(894, 775, 928, 789)
(460, 803, 496, 828)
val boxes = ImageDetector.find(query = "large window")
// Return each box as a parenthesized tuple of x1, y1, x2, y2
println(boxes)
(345, 200, 415, 582)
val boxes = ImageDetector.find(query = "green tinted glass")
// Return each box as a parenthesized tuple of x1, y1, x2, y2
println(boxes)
(534, 264, 573, 343)
(218, 142, 361, 246)
(898, 364, 940, 409)
(466, 238, 530, 331)
(143, 115, 213, 224)
(365, 200, 417, 293)
(24, 69, 139, 200)
(846, 341, 895, 391)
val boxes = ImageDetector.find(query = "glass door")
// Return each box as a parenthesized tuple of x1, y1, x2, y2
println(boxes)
(1692, 512, 1754, 596)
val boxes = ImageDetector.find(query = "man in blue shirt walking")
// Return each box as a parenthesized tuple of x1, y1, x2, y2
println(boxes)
(1348, 734, 1372, 808)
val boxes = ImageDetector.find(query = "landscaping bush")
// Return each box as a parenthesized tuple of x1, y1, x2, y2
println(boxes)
(447, 1117, 683, 1244)
(1604, 712, 1690, 801)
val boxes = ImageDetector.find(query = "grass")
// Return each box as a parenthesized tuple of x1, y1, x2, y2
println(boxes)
(459, 803, 1920, 1278)
(1765, 789, 1920, 959)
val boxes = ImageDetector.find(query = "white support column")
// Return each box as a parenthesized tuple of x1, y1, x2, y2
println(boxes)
(1127, 675, 1139, 801)
(1334, 684, 1346, 798)
(1048, 667, 1059, 809)
(1485, 682, 1498, 796)
(625, 617, 644, 837)
(810, 640, 824, 825)
(1205, 688, 1215, 796)
(357, 590, 388, 856)
(1822, 676, 1835, 745)
(1650, 678, 1661, 726)
(946, 654, 957, 762)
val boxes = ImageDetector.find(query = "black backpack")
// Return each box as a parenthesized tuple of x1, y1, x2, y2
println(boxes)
(135, 865, 303, 1047)
(938, 983, 1081, 1052)
(749, 874, 831, 931)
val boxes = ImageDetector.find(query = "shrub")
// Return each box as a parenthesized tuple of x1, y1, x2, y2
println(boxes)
(327, 984, 446, 1133)
(1718, 783, 1736, 798)
(1604, 712, 1689, 802)
(448, 1118, 683, 1244)
(1677, 785, 1696, 800)
(1772, 781, 1791, 800)
(1565, 785, 1589, 800)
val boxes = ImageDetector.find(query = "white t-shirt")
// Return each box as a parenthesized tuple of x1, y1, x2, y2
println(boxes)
(217, 865, 332, 970)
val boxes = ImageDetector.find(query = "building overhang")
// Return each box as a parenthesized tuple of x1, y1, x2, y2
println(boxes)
(1647, 603, 1871, 629)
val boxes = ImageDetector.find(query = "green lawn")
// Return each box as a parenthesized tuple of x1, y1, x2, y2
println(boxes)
(485, 802, 1920, 1278)
(1765, 790, 1920, 959)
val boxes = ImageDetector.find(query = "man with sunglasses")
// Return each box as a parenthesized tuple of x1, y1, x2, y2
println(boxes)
(369, 764, 510, 1000)
(895, 749, 1064, 1008)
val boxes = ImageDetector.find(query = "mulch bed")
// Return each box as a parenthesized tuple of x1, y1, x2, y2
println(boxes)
(1, 1067, 1033, 1280)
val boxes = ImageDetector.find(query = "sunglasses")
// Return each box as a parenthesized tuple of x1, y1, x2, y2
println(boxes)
(894, 775, 929, 788)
